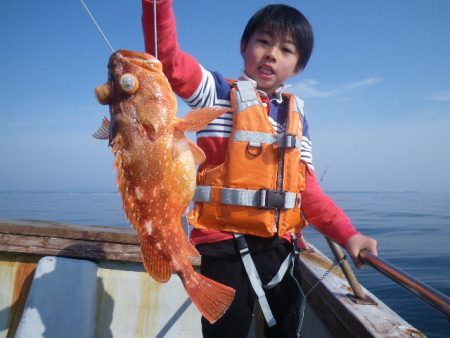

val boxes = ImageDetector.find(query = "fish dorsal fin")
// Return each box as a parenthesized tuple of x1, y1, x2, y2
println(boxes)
(173, 107, 229, 132)
(173, 129, 206, 165)
(92, 117, 110, 140)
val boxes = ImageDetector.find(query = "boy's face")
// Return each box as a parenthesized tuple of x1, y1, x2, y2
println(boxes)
(241, 30, 300, 96)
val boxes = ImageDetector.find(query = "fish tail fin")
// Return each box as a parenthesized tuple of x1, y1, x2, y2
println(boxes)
(184, 271, 235, 324)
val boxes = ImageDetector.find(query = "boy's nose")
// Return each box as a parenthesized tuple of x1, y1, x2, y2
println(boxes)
(265, 47, 278, 60)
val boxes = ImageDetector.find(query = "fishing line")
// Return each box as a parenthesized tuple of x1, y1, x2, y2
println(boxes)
(319, 165, 330, 184)
(80, 0, 115, 53)
(153, 1, 158, 59)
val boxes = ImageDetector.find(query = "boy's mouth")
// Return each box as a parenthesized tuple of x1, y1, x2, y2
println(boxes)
(259, 65, 274, 76)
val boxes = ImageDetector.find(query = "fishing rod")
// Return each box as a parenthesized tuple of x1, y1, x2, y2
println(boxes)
(359, 249, 450, 320)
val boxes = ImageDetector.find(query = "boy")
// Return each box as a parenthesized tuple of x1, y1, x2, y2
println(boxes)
(142, 1, 377, 337)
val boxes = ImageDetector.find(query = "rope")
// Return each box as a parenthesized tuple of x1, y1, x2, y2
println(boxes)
(304, 254, 347, 298)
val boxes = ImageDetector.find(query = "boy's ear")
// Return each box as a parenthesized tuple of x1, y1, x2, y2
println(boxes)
(293, 65, 302, 76)
(240, 41, 247, 55)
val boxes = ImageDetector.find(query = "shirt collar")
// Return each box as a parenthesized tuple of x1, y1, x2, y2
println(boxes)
(238, 71, 291, 104)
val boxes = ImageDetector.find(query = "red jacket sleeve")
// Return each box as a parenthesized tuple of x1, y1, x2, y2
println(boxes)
(142, 0, 202, 99)
(301, 168, 359, 247)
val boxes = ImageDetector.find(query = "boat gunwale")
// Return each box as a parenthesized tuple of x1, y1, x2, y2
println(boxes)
(0, 219, 425, 337)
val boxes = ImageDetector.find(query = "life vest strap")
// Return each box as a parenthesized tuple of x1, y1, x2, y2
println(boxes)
(234, 81, 260, 112)
(233, 233, 303, 328)
(235, 81, 258, 102)
(234, 233, 277, 327)
(292, 96, 305, 116)
(194, 186, 299, 210)
(193, 186, 213, 203)
(233, 130, 302, 150)
(264, 251, 294, 289)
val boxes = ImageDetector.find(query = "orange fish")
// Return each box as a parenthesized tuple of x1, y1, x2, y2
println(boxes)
(94, 50, 235, 323)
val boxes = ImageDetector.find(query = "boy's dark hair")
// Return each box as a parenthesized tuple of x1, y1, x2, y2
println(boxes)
(241, 4, 314, 71)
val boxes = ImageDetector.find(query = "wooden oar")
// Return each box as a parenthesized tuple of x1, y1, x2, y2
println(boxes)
(359, 250, 450, 320)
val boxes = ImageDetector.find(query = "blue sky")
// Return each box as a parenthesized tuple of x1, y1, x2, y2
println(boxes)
(1, 0, 449, 192)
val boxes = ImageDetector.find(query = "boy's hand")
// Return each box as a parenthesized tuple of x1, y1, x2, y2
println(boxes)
(344, 234, 378, 269)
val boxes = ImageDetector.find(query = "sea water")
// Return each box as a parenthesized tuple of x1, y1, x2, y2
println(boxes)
(0, 191, 449, 337)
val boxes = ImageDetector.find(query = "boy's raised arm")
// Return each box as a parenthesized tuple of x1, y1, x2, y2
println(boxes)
(142, 0, 202, 99)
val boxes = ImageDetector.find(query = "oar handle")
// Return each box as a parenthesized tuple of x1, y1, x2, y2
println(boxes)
(359, 250, 450, 320)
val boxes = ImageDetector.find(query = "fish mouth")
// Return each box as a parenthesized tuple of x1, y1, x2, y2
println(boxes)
(117, 49, 153, 60)
(113, 49, 162, 73)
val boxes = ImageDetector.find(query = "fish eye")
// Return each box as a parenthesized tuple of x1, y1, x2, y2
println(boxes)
(119, 73, 139, 95)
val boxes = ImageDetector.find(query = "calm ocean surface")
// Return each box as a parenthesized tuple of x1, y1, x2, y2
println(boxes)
(0, 191, 449, 337)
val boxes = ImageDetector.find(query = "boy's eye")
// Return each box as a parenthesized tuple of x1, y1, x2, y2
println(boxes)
(281, 45, 296, 54)
(257, 39, 269, 45)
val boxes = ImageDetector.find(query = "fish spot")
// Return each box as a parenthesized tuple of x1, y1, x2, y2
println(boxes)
(134, 187, 144, 200)
(145, 221, 153, 234)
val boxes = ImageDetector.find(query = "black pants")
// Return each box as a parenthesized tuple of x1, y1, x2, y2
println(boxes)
(198, 237, 303, 338)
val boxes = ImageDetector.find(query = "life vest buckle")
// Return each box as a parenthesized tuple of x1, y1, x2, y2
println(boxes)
(258, 189, 286, 210)
(279, 134, 297, 149)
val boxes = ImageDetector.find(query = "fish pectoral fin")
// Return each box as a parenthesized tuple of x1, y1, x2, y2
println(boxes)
(186, 138, 206, 165)
(186, 239, 201, 259)
(140, 235, 172, 283)
(92, 117, 110, 140)
(173, 129, 206, 165)
(173, 107, 229, 132)
(137, 122, 158, 141)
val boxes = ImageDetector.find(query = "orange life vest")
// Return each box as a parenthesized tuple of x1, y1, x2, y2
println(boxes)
(188, 81, 307, 237)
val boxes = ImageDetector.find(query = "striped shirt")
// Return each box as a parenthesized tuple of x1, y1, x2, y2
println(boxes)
(184, 67, 314, 170)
